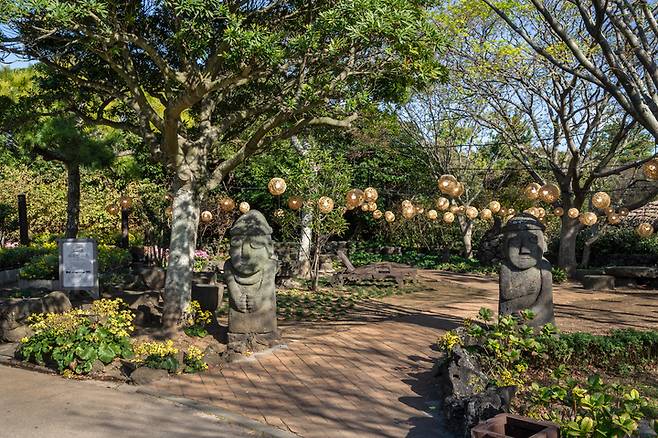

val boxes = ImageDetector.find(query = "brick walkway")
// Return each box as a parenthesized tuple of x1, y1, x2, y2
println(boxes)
(150, 271, 658, 437)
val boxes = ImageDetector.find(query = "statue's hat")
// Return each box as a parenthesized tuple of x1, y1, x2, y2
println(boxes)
(230, 210, 273, 236)
(503, 213, 545, 233)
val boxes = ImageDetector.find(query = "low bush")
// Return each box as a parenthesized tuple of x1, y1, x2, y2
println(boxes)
(132, 340, 179, 373)
(18, 299, 134, 374)
(183, 300, 212, 338)
(0, 244, 53, 270)
(18, 253, 58, 280)
(438, 309, 658, 437)
(183, 346, 208, 373)
(350, 250, 496, 274)
(551, 267, 567, 284)
(17, 244, 131, 280)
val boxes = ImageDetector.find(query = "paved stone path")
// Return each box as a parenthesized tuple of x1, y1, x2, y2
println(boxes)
(150, 271, 658, 437)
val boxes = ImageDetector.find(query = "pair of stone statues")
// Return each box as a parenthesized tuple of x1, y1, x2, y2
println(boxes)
(221, 209, 554, 348)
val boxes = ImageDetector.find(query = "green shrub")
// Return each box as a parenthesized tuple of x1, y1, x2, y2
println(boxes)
(133, 340, 179, 373)
(18, 299, 134, 374)
(544, 330, 658, 375)
(183, 301, 212, 338)
(18, 253, 58, 280)
(183, 346, 208, 373)
(97, 245, 131, 272)
(527, 372, 649, 438)
(551, 267, 567, 284)
(0, 245, 53, 270)
(439, 309, 658, 437)
(350, 250, 496, 274)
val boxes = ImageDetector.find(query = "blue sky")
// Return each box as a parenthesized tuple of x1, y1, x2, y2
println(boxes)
(1, 53, 36, 68)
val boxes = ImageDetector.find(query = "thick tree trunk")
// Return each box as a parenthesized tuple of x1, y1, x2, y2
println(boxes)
(458, 217, 474, 258)
(65, 163, 80, 239)
(558, 216, 581, 275)
(581, 225, 603, 268)
(162, 178, 201, 329)
(298, 211, 312, 278)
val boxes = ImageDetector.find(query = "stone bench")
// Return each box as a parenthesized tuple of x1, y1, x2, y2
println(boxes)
(582, 275, 615, 291)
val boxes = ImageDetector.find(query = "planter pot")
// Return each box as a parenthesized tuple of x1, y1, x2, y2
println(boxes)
(192, 271, 216, 285)
(17, 279, 59, 290)
(191, 283, 224, 312)
(471, 414, 559, 438)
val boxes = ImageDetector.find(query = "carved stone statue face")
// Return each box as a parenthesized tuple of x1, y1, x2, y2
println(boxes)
(228, 210, 274, 277)
(230, 234, 273, 276)
(503, 215, 546, 270)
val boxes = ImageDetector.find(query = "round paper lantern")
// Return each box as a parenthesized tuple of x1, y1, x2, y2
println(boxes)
(643, 158, 658, 180)
(384, 211, 395, 223)
(119, 195, 133, 210)
(457, 206, 466, 215)
(637, 222, 654, 238)
(436, 197, 450, 211)
(449, 205, 460, 214)
(499, 207, 507, 216)
(620, 208, 630, 217)
(200, 210, 213, 223)
(346, 189, 365, 208)
(219, 197, 235, 212)
(480, 208, 493, 220)
(318, 196, 334, 214)
(525, 207, 538, 217)
(567, 207, 580, 219)
(273, 208, 285, 218)
(592, 191, 611, 210)
(537, 207, 546, 219)
(415, 205, 424, 215)
(524, 182, 541, 200)
(402, 199, 413, 208)
(373, 209, 383, 220)
(554, 207, 564, 217)
(165, 206, 173, 216)
(507, 208, 516, 216)
(579, 212, 597, 226)
(465, 206, 478, 220)
(361, 203, 369, 212)
(488, 201, 501, 214)
(450, 182, 465, 198)
(427, 209, 438, 220)
(105, 204, 119, 215)
(438, 174, 458, 193)
(364, 187, 378, 203)
(268, 177, 287, 196)
(402, 204, 416, 219)
(287, 196, 304, 210)
(367, 202, 377, 212)
(608, 213, 621, 225)
(443, 212, 455, 223)
(539, 184, 561, 203)
(239, 202, 250, 214)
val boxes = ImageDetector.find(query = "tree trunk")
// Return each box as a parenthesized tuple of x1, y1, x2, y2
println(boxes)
(458, 216, 474, 258)
(581, 224, 603, 268)
(298, 210, 312, 278)
(558, 216, 581, 275)
(311, 232, 320, 291)
(162, 178, 201, 329)
(65, 163, 80, 239)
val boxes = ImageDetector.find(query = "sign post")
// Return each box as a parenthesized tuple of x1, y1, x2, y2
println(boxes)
(59, 238, 99, 299)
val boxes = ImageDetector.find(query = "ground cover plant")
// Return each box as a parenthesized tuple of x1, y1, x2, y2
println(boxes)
(18, 298, 134, 374)
(217, 284, 420, 322)
(438, 309, 658, 437)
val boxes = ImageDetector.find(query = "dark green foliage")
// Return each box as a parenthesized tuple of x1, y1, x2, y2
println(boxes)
(350, 250, 497, 274)
(551, 267, 567, 284)
(584, 228, 658, 267)
(544, 330, 658, 375)
(0, 245, 52, 270)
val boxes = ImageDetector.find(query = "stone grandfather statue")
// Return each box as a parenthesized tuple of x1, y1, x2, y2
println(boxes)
(224, 210, 278, 348)
(499, 214, 555, 327)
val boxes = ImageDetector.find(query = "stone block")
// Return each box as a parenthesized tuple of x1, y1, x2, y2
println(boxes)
(582, 275, 615, 290)
(192, 283, 224, 312)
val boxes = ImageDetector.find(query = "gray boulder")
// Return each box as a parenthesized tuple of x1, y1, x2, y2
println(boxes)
(130, 367, 169, 385)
